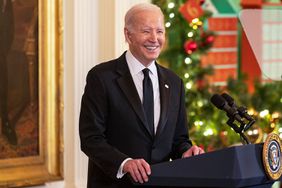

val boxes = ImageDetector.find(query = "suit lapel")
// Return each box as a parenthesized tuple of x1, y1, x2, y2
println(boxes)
(115, 53, 154, 138)
(155, 64, 170, 138)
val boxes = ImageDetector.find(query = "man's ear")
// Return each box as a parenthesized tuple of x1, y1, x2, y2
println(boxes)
(124, 28, 132, 44)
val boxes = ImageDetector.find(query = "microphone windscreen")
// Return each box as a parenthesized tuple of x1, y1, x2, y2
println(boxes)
(221, 93, 234, 105)
(210, 94, 226, 110)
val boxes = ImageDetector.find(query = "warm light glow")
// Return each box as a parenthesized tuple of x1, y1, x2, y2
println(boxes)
(187, 32, 194, 38)
(197, 101, 203, 107)
(247, 129, 259, 136)
(253, 129, 258, 135)
(190, 111, 196, 116)
(203, 129, 213, 136)
(248, 108, 255, 116)
(168, 2, 175, 9)
(194, 121, 203, 127)
(186, 82, 193, 89)
(185, 57, 192, 64)
(192, 18, 199, 24)
(169, 13, 175, 18)
(192, 25, 198, 30)
(272, 112, 279, 119)
(184, 73, 190, 78)
(197, 21, 203, 26)
(270, 123, 276, 128)
(165, 22, 171, 28)
(259, 109, 269, 118)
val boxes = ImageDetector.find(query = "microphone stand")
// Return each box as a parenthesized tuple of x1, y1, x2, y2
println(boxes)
(226, 118, 254, 145)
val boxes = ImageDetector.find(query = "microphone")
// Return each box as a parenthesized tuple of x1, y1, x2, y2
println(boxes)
(221, 93, 253, 120)
(221, 93, 255, 131)
(210, 94, 245, 126)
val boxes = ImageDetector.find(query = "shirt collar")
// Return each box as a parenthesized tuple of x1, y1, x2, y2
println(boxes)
(126, 50, 158, 77)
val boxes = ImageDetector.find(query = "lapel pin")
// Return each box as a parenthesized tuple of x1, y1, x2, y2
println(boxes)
(165, 84, 169, 89)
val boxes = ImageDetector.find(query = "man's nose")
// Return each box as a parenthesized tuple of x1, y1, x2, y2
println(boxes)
(149, 32, 158, 42)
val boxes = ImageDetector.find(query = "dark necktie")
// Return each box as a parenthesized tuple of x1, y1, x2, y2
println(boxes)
(142, 68, 154, 135)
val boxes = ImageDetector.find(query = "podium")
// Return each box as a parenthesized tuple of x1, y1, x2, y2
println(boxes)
(134, 144, 277, 187)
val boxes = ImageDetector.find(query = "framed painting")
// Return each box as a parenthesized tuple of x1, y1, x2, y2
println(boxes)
(0, 0, 63, 187)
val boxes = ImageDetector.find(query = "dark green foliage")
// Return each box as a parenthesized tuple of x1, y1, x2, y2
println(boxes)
(153, 0, 282, 150)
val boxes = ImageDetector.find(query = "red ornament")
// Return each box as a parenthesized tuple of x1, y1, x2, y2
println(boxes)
(197, 79, 206, 90)
(184, 40, 197, 54)
(205, 35, 215, 44)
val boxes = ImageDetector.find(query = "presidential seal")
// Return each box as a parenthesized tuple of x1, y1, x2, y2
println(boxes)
(262, 133, 282, 180)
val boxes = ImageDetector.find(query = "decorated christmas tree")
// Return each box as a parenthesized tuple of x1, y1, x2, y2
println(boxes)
(152, 0, 282, 150)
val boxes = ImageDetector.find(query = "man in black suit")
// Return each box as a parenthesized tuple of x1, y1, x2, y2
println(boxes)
(79, 3, 204, 188)
(0, 0, 17, 145)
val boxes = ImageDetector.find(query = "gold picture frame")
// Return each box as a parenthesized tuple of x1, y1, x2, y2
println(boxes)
(0, 0, 63, 187)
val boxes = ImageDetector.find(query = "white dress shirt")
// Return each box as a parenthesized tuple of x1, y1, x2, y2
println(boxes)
(116, 50, 161, 178)
(125, 50, 161, 130)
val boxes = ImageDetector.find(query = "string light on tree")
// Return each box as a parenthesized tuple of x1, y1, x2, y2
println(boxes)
(187, 32, 194, 38)
(197, 100, 204, 107)
(165, 22, 171, 28)
(259, 109, 269, 118)
(168, 2, 175, 9)
(186, 82, 193, 90)
(272, 112, 279, 119)
(169, 13, 175, 18)
(194, 120, 204, 127)
(185, 57, 192, 64)
(190, 18, 203, 29)
(203, 128, 213, 136)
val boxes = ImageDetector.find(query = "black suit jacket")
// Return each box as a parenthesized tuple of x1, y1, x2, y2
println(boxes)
(79, 52, 192, 188)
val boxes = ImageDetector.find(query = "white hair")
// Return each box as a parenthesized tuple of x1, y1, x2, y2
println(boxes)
(124, 3, 164, 32)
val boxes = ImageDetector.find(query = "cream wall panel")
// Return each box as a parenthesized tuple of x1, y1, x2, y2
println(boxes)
(98, 0, 115, 62)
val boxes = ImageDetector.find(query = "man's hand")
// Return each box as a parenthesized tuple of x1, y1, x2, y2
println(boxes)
(182, 145, 205, 158)
(123, 159, 151, 183)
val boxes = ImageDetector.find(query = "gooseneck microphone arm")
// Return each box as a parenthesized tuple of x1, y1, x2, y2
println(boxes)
(210, 94, 251, 145)
(221, 93, 255, 131)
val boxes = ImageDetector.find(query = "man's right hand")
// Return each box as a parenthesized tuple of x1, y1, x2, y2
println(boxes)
(123, 159, 151, 183)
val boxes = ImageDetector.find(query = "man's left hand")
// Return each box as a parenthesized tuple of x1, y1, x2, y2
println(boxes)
(182, 145, 205, 158)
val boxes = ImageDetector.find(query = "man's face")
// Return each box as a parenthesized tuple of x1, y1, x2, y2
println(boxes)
(125, 10, 165, 66)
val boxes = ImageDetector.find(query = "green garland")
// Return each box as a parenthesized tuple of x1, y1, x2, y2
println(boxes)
(153, 0, 282, 150)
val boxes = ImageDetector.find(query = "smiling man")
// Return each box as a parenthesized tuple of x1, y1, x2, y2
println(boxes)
(79, 3, 204, 188)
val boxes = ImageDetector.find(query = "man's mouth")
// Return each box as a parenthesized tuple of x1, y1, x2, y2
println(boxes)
(144, 45, 159, 51)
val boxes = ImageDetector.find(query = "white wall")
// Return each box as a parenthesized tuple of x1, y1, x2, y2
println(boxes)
(27, 0, 149, 188)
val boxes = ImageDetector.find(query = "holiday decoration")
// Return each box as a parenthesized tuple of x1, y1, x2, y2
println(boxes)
(153, 0, 282, 150)
(184, 40, 197, 54)
(179, 0, 204, 23)
(205, 35, 214, 45)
